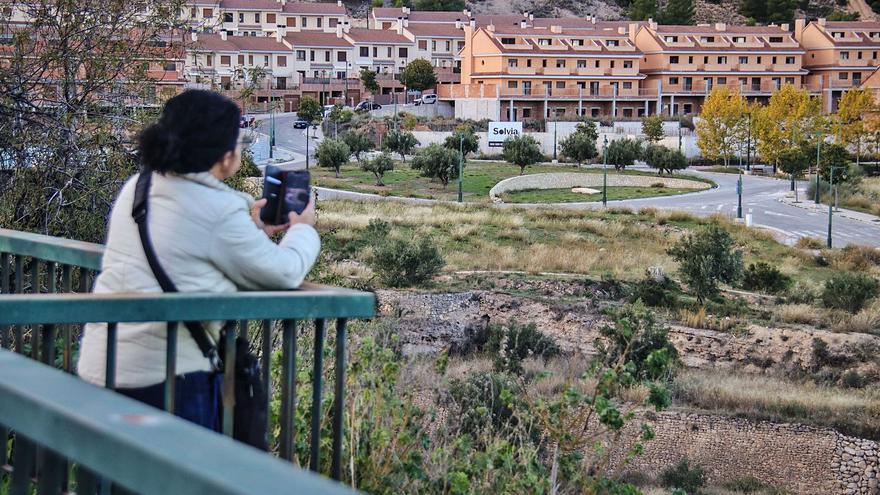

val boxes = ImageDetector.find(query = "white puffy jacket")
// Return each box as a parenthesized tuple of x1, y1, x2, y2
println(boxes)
(77, 171, 320, 388)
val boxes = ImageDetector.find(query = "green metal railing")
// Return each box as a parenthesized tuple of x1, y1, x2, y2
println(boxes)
(0, 228, 376, 494)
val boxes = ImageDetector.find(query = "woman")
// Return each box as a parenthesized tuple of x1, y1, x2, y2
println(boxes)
(78, 90, 320, 430)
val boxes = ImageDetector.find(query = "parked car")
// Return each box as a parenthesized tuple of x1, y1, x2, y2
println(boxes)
(293, 117, 310, 129)
(322, 104, 336, 117)
(414, 94, 437, 106)
(239, 115, 256, 128)
(355, 101, 382, 111)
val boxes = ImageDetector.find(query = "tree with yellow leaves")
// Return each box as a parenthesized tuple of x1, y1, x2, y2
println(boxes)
(836, 87, 877, 167)
(696, 87, 749, 166)
(753, 85, 823, 173)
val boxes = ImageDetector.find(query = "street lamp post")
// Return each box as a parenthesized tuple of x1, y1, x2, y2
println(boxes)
(826, 165, 844, 248)
(321, 70, 327, 106)
(553, 116, 557, 162)
(737, 173, 743, 219)
(815, 135, 822, 205)
(458, 135, 464, 203)
(305, 124, 310, 170)
(746, 111, 751, 172)
(602, 135, 608, 207)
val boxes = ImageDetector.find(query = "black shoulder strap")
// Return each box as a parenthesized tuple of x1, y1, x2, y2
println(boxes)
(132, 171, 222, 371)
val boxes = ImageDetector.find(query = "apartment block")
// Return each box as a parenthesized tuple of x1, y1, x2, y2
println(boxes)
(215, 0, 347, 36)
(634, 21, 807, 115)
(453, 19, 646, 120)
(796, 18, 880, 112)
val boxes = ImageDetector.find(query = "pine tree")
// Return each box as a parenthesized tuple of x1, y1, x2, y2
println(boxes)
(740, 0, 767, 22)
(629, 0, 658, 21)
(659, 0, 694, 25)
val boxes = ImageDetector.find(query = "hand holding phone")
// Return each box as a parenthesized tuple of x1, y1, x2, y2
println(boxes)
(260, 166, 311, 225)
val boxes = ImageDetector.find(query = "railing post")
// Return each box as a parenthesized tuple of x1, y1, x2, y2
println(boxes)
(331, 318, 347, 481)
(309, 319, 326, 472)
(105, 322, 117, 390)
(222, 322, 237, 437)
(280, 319, 297, 462)
(261, 319, 273, 449)
(165, 322, 178, 413)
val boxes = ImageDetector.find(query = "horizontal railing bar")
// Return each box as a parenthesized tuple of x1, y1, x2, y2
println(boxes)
(0, 229, 103, 271)
(0, 349, 358, 495)
(0, 285, 376, 325)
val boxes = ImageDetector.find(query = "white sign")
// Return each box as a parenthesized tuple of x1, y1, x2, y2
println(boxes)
(488, 121, 523, 147)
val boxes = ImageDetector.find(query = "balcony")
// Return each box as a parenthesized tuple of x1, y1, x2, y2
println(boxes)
(576, 67, 605, 76)
(738, 63, 768, 72)
(539, 67, 571, 76)
(0, 228, 375, 493)
(507, 66, 537, 75)
(703, 63, 731, 72)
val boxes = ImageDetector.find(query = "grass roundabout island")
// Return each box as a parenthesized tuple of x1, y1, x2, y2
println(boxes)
(311, 160, 715, 203)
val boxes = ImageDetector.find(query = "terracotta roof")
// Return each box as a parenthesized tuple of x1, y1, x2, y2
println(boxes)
(219, 0, 280, 10)
(191, 33, 238, 51)
(406, 11, 467, 22)
(282, 1, 346, 14)
(824, 21, 880, 29)
(372, 7, 405, 19)
(405, 23, 464, 38)
(345, 28, 411, 44)
(486, 25, 629, 38)
(284, 31, 353, 47)
(654, 24, 791, 34)
(228, 34, 288, 51)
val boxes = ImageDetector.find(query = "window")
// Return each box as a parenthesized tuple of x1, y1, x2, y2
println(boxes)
(785, 77, 795, 84)
(296, 50, 306, 61)
(164, 62, 176, 71)
(739, 56, 748, 64)
(701, 36, 715, 42)
(264, 55, 270, 65)
(431, 40, 436, 51)
(190, 7, 196, 18)
(664, 35, 678, 42)
(301, 16, 307, 27)
(594, 60, 600, 68)
(555, 81, 565, 89)
(522, 108, 531, 118)
(842, 51, 850, 60)
(669, 77, 679, 85)
(573, 39, 584, 46)
(508, 59, 518, 68)
(238, 13, 244, 22)
(772, 56, 777, 64)
(310, 50, 315, 61)
(399, 47, 408, 58)
(206, 55, 212, 66)
(542, 59, 548, 68)
(717, 56, 727, 64)
(238, 54, 245, 64)
(732, 36, 745, 43)
(623, 81, 632, 89)
(872, 32, 880, 38)
(457, 42, 464, 51)
(360, 47, 369, 57)
(267, 13, 275, 23)
(683, 103, 692, 114)
(324, 51, 330, 62)
(224, 13, 233, 22)
(688, 56, 693, 63)
(623, 60, 632, 68)
(329, 18, 338, 28)
(386, 47, 392, 57)
(717, 77, 726, 84)
(840, 72, 848, 80)
(203, 8, 213, 18)
(220, 55, 230, 65)
(785, 56, 795, 64)
(418, 40, 427, 50)
(500, 37, 515, 45)
(607, 39, 619, 47)
(526, 59, 532, 67)
(508, 81, 518, 88)
(538, 38, 551, 46)
(610, 60, 615, 68)
(623, 108, 633, 118)
(278, 55, 287, 67)
(875, 51, 878, 59)
(670, 55, 679, 64)
(445, 41, 450, 51)
(832, 32, 844, 38)
(337, 51, 346, 62)
(769, 36, 783, 42)
(372, 47, 377, 57)
(287, 17, 296, 27)
(254, 13, 260, 23)
(703, 56, 708, 63)
(577, 59, 587, 68)
(248, 55, 253, 64)
(556, 59, 564, 68)
(858, 51, 863, 59)
(317, 18, 322, 28)
(757, 56, 762, 63)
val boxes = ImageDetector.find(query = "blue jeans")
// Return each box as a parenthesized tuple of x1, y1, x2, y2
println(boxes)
(117, 371, 222, 432)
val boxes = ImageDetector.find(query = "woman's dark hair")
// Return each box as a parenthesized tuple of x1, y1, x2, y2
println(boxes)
(139, 90, 241, 174)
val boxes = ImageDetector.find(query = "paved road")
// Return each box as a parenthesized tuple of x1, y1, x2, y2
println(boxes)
(599, 170, 880, 248)
(266, 114, 880, 247)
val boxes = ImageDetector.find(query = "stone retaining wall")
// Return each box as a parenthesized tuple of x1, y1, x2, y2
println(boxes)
(488, 172, 711, 203)
(606, 411, 878, 495)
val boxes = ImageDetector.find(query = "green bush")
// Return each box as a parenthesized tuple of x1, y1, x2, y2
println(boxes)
(486, 319, 559, 374)
(741, 262, 792, 294)
(667, 224, 743, 304)
(447, 371, 520, 438)
(784, 280, 820, 305)
(722, 477, 783, 494)
(631, 276, 681, 308)
(821, 272, 878, 313)
(660, 458, 706, 494)
(370, 236, 444, 287)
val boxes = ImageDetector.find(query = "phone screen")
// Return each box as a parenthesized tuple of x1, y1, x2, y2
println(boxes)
(283, 171, 311, 216)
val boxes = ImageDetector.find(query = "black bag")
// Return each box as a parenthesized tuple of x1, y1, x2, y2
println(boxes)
(132, 170, 268, 451)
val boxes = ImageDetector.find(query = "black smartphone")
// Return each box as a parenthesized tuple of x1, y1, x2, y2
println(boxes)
(260, 166, 310, 225)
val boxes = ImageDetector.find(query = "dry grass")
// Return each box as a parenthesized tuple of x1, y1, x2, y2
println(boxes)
(829, 301, 880, 334)
(796, 236, 825, 250)
(673, 369, 880, 439)
(678, 307, 741, 332)
(772, 303, 821, 325)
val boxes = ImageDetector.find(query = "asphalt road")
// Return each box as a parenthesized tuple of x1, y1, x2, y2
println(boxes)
(265, 113, 880, 248)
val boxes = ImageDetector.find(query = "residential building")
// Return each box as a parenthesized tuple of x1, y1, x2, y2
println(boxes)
(215, 0, 347, 36)
(284, 27, 359, 105)
(344, 25, 413, 95)
(796, 18, 880, 112)
(453, 20, 646, 120)
(402, 21, 465, 83)
(634, 21, 807, 115)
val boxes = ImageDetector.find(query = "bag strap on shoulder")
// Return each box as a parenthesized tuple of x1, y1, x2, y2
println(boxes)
(132, 171, 223, 371)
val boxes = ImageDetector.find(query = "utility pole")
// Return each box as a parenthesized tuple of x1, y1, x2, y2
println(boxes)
(602, 135, 608, 207)
(305, 124, 310, 170)
(458, 135, 464, 203)
(815, 135, 822, 204)
(553, 116, 557, 162)
(746, 111, 751, 172)
(678, 112, 682, 153)
(827, 165, 843, 248)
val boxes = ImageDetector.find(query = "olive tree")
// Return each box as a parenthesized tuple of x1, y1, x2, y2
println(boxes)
(560, 131, 598, 166)
(361, 152, 395, 186)
(668, 224, 743, 304)
(502, 135, 543, 175)
(444, 125, 480, 157)
(383, 130, 419, 162)
(316, 138, 350, 178)
(410, 143, 461, 187)
(644, 144, 687, 175)
(605, 138, 643, 171)
(344, 130, 374, 162)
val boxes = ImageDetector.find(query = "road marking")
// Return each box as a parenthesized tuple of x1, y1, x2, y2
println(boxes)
(716, 204, 723, 211)
(701, 205, 707, 210)
(763, 210, 796, 218)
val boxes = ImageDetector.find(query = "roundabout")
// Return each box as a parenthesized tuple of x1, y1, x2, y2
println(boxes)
(490, 172, 713, 204)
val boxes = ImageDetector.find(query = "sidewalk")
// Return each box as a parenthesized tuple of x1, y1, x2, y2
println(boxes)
(779, 190, 880, 225)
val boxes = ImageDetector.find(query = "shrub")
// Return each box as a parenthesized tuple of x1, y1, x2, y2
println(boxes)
(822, 272, 879, 313)
(631, 276, 680, 308)
(660, 458, 706, 494)
(361, 152, 394, 186)
(842, 369, 870, 389)
(668, 224, 743, 304)
(772, 304, 820, 325)
(370, 236, 444, 287)
(605, 137, 643, 171)
(784, 280, 820, 305)
(833, 245, 880, 271)
(722, 477, 781, 494)
(644, 143, 688, 175)
(502, 134, 543, 174)
(315, 138, 350, 178)
(410, 143, 462, 187)
(597, 302, 679, 382)
(740, 262, 792, 294)
(486, 319, 559, 374)
(795, 236, 825, 250)
(447, 371, 519, 438)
